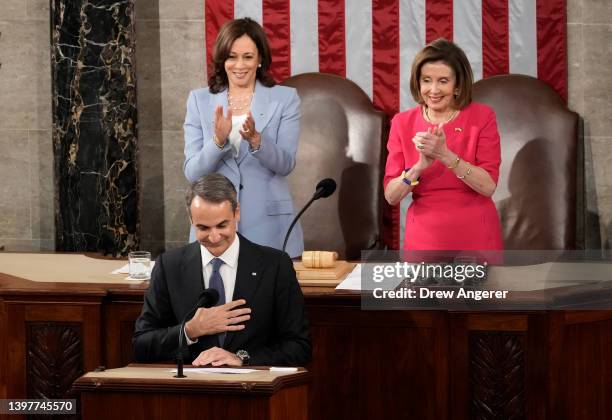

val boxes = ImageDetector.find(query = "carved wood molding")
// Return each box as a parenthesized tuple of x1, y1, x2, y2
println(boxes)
(470, 331, 525, 419)
(27, 322, 83, 401)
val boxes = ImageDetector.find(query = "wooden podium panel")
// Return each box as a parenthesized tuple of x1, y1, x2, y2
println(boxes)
(73, 365, 309, 420)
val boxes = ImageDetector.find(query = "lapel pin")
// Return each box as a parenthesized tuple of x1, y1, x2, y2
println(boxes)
(251, 272, 257, 276)
(455, 127, 462, 132)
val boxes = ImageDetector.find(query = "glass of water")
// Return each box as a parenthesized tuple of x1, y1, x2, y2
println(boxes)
(129, 251, 151, 279)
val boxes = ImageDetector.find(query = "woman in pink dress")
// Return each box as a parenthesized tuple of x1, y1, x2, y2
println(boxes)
(384, 39, 503, 251)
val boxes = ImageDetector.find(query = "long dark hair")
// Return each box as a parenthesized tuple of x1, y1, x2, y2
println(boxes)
(208, 18, 276, 93)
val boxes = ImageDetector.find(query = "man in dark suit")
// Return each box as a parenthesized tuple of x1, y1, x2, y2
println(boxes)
(133, 173, 311, 366)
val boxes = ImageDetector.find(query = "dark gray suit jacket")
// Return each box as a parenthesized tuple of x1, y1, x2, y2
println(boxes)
(133, 234, 311, 366)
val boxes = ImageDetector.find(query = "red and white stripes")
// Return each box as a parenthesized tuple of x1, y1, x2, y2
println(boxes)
(204, 0, 566, 110)
(203, 0, 567, 247)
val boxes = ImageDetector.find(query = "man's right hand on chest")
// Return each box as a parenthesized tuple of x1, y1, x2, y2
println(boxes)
(184, 299, 251, 340)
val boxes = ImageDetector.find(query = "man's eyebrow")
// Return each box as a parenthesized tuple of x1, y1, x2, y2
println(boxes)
(195, 220, 229, 229)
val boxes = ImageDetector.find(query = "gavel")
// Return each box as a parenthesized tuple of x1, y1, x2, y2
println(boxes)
(301, 251, 338, 268)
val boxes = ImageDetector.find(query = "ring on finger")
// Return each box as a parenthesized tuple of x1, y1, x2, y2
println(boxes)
(244, 128, 250, 133)
(417, 143, 425, 150)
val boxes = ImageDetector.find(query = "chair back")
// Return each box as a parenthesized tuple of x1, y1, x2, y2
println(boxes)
(283, 73, 387, 259)
(473, 75, 581, 249)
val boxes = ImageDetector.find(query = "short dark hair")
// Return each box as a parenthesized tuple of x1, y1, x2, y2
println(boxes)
(186, 173, 238, 214)
(208, 17, 276, 93)
(410, 38, 473, 109)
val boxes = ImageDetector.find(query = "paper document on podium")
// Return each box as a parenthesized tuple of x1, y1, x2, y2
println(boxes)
(335, 264, 361, 290)
(170, 367, 257, 374)
(335, 264, 404, 291)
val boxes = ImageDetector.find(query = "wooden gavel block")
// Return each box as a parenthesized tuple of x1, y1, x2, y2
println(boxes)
(301, 251, 339, 268)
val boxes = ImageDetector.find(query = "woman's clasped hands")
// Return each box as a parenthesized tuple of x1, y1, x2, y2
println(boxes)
(411, 123, 448, 169)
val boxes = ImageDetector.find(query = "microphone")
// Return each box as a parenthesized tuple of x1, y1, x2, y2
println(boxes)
(194, 289, 219, 308)
(174, 288, 219, 378)
(312, 178, 337, 200)
(282, 178, 337, 253)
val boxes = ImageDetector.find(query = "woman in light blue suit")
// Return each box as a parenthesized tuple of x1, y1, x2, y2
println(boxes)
(183, 17, 303, 257)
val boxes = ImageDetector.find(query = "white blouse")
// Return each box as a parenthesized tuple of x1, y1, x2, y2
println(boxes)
(229, 114, 248, 158)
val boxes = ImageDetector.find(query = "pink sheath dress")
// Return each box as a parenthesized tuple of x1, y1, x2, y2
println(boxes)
(384, 102, 504, 251)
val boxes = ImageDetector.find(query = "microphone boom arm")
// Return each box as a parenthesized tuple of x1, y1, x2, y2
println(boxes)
(282, 178, 336, 254)
(174, 289, 219, 378)
(282, 195, 315, 253)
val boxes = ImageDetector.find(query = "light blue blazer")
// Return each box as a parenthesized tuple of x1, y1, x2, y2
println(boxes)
(183, 80, 304, 257)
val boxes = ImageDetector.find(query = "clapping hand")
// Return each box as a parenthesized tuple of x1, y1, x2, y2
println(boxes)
(214, 105, 232, 146)
(415, 149, 434, 170)
(239, 112, 261, 150)
(413, 123, 448, 161)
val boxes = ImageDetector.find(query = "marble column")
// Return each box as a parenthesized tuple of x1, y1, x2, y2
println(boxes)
(51, 0, 139, 254)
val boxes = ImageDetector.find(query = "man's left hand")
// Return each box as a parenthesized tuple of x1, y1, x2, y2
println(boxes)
(192, 347, 242, 367)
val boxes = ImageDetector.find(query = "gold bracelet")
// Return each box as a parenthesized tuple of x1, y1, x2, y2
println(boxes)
(457, 165, 472, 180)
(447, 156, 460, 170)
(213, 135, 226, 149)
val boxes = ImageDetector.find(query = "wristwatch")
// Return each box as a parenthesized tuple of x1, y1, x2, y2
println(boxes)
(236, 350, 250, 366)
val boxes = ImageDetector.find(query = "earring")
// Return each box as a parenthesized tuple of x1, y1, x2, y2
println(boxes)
(258, 64, 262, 68)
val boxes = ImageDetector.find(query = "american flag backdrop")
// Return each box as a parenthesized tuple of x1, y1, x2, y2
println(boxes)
(203, 0, 567, 249)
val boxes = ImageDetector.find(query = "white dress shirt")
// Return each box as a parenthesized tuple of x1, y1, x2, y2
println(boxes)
(199, 234, 240, 304)
(185, 235, 240, 345)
